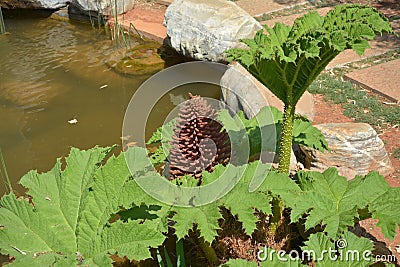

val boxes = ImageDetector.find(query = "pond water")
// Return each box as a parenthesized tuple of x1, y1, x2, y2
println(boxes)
(0, 13, 219, 196)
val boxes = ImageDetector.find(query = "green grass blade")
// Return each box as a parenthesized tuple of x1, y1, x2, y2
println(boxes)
(176, 239, 186, 267)
(156, 249, 166, 267)
(0, 147, 11, 193)
(0, 7, 6, 34)
(163, 246, 174, 267)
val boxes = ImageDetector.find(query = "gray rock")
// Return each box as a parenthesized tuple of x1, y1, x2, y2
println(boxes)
(301, 123, 394, 179)
(72, 0, 134, 16)
(164, 0, 262, 62)
(0, 0, 133, 15)
(220, 62, 315, 120)
(0, 0, 67, 9)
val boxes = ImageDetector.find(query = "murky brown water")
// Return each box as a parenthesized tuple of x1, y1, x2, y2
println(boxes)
(0, 14, 219, 196)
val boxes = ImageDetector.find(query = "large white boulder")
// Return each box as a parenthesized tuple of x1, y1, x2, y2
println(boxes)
(164, 0, 262, 62)
(301, 123, 394, 179)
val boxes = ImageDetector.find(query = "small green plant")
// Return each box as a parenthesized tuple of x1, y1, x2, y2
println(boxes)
(226, 4, 394, 175)
(109, 0, 133, 48)
(87, 0, 136, 49)
(393, 147, 400, 160)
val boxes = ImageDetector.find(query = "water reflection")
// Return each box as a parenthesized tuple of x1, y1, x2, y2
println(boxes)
(0, 15, 219, 197)
(0, 17, 144, 195)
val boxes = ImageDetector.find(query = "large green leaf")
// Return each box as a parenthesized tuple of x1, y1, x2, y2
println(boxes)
(171, 162, 274, 241)
(218, 106, 328, 157)
(284, 169, 400, 240)
(169, 161, 297, 241)
(290, 169, 357, 238)
(226, 4, 394, 106)
(173, 203, 222, 243)
(222, 246, 303, 266)
(222, 259, 258, 267)
(302, 231, 374, 266)
(369, 187, 400, 240)
(292, 117, 329, 152)
(0, 147, 166, 266)
(218, 162, 273, 236)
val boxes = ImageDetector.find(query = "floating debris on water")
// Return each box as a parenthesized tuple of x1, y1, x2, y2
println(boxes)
(68, 118, 78, 124)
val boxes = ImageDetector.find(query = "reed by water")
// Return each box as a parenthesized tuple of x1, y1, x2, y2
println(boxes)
(0, 7, 6, 34)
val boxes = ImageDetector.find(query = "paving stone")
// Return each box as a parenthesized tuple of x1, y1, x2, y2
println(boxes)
(344, 59, 400, 102)
(234, 0, 306, 17)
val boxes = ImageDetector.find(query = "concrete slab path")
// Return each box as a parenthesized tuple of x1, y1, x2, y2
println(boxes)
(234, 0, 306, 17)
(344, 59, 400, 102)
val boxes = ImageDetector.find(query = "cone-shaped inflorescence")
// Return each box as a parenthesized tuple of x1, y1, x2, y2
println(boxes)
(169, 93, 230, 181)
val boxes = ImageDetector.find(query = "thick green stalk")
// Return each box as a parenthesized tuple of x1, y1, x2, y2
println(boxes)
(269, 196, 283, 234)
(269, 103, 295, 235)
(278, 103, 295, 174)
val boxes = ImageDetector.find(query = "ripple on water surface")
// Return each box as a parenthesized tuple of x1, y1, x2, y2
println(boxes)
(0, 15, 218, 196)
(0, 16, 145, 195)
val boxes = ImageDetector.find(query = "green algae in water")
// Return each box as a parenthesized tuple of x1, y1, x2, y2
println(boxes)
(116, 43, 165, 76)
(109, 41, 187, 76)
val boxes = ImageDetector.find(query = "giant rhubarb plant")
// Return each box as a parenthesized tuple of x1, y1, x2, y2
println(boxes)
(0, 148, 399, 265)
(226, 4, 394, 174)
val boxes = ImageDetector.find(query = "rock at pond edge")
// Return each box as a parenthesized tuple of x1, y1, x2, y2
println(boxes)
(0, 0, 134, 16)
(164, 0, 262, 62)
